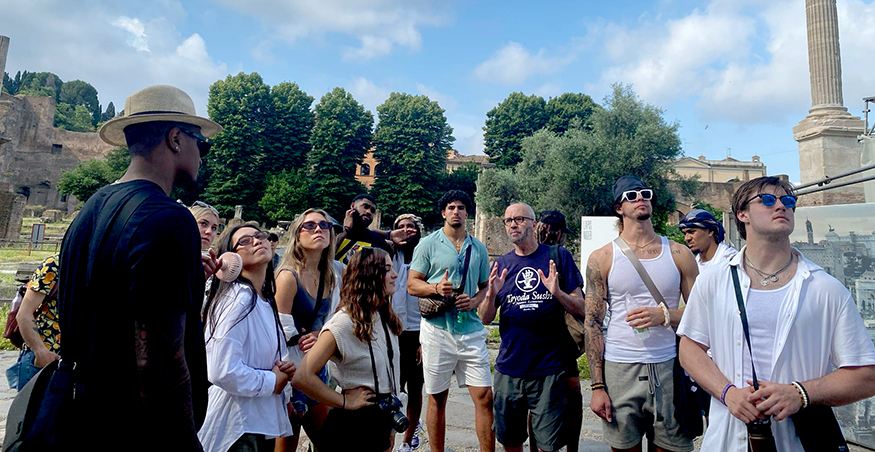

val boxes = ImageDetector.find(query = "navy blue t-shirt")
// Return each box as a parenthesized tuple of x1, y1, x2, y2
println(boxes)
(494, 244, 583, 378)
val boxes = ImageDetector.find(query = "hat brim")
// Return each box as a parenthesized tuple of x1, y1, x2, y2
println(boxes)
(99, 113, 222, 147)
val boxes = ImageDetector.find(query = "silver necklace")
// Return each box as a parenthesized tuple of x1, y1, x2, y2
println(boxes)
(745, 253, 795, 287)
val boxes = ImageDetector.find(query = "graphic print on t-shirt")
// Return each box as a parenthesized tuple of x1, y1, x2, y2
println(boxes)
(508, 267, 551, 311)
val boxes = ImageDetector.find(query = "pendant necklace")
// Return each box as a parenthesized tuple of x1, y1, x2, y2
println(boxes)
(745, 253, 795, 287)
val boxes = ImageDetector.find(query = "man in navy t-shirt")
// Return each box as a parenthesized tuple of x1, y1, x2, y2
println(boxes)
(480, 203, 585, 452)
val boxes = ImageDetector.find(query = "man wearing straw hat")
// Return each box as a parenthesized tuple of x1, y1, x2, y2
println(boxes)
(58, 85, 221, 450)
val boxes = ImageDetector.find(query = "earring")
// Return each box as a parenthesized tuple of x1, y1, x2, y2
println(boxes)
(175, 146, 180, 151)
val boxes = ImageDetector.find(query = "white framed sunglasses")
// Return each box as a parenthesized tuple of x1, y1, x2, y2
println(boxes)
(621, 189, 654, 202)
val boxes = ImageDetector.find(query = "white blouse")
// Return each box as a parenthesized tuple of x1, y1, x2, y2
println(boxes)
(198, 283, 293, 452)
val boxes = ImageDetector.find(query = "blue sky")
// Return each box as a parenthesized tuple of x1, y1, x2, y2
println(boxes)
(4, 0, 875, 182)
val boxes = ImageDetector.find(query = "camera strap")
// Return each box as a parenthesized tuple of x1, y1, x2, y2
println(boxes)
(731, 265, 762, 390)
(367, 314, 396, 394)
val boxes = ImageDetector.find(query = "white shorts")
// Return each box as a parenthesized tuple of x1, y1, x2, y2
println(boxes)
(420, 319, 492, 394)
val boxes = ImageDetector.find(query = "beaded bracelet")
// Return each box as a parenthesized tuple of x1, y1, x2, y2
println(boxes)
(721, 383, 735, 406)
(791, 381, 810, 409)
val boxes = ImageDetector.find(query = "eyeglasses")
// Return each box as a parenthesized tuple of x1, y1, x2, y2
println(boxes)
(747, 193, 797, 210)
(620, 189, 653, 203)
(301, 221, 332, 232)
(503, 216, 534, 226)
(179, 128, 212, 158)
(234, 231, 269, 249)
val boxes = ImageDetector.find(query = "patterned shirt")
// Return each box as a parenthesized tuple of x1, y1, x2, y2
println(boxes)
(24, 255, 61, 353)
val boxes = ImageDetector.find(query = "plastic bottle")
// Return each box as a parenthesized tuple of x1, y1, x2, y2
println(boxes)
(625, 294, 650, 339)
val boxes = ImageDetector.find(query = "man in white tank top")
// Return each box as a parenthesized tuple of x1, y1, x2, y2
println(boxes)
(677, 177, 875, 451)
(583, 176, 698, 452)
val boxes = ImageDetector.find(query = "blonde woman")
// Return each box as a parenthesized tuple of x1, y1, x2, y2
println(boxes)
(274, 209, 342, 451)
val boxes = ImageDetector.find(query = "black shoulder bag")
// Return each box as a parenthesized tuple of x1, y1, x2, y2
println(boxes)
(730, 266, 848, 452)
(3, 189, 152, 452)
(550, 245, 585, 358)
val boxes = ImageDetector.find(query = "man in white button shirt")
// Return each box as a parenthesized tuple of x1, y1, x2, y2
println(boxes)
(678, 176, 875, 451)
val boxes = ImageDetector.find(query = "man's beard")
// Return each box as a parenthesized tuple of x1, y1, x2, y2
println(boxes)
(633, 211, 651, 221)
(352, 211, 372, 229)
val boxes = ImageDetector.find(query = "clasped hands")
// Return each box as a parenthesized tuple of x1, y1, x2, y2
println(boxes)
(725, 380, 804, 423)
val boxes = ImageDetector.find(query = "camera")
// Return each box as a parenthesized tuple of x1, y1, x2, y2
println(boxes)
(746, 419, 777, 452)
(376, 394, 409, 433)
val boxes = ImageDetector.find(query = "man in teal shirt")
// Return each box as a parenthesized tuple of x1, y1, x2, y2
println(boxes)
(408, 190, 494, 452)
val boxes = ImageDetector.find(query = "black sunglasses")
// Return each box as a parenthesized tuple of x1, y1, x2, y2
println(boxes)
(301, 221, 333, 232)
(620, 189, 653, 203)
(234, 231, 269, 250)
(747, 193, 797, 210)
(179, 128, 212, 158)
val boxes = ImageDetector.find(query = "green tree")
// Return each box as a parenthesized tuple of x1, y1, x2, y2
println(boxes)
(440, 163, 479, 213)
(54, 103, 95, 132)
(264, 82, 314, 176)
(100, 102, 116, 122)
(59, 80, 101, 125)
(203, 72, 274, 220)
(371, 93, 454, 222)
(17, 72, 63, 98)
(478, 84, 683, 236)
(307, 87, 373, 220)
(545, 92, 599, 134)
(483, 92, 548, 169)
(259, 169, 311, 222)
(57, 147, 128, 203)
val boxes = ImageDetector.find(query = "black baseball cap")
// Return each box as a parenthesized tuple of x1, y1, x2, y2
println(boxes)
(539, 210, 571, 233)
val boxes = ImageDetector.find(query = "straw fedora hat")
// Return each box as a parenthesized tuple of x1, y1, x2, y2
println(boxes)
(99, 84, 222, 147)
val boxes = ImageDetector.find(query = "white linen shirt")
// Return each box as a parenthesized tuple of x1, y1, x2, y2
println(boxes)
(677, 247, 875, 452)
(696, 241, 737, 269)
(198, 283, 293, 452)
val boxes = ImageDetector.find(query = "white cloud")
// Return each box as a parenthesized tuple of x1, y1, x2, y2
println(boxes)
(348, 77, 391, 114)
(534, 83, 562, 99)
(592, 0, 875, 124)
(415, 83, 457, 112)
(3, 1, 227, 116)
(448, 113, 486, 155)
(214, 0, 451, 61)
(474, 42, 573, 86)
(112, 17, 150, 52)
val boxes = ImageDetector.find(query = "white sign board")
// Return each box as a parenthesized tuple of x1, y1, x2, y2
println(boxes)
(579, 216, 620, 289)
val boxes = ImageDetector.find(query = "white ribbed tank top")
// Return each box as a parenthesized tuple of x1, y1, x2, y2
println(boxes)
(605, 236, 681, 363)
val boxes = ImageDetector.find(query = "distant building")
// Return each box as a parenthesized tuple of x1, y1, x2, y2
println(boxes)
(674, 155, 767, 184)
(355, 148, 495, 189)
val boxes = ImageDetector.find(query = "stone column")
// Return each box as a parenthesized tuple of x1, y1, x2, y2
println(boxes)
(0, 36, 9, 91)
(794, 0, 865, 206)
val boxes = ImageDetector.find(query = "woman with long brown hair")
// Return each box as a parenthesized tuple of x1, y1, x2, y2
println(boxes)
(198, 224, 295, 452)
(292, 247, 404, 452)
(274, 209, 342, 451)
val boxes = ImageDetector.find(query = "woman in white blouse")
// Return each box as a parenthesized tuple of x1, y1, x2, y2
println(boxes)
(293, 247, 404, 452)
(198, 224, 296, 452)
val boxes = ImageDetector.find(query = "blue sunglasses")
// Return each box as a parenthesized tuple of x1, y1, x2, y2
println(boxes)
(747, 193, 797, 210)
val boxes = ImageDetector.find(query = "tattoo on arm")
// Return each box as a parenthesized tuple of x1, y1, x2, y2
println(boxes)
(584, 259, 608, 384)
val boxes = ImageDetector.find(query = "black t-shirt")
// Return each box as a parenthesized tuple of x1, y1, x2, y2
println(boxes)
(335, 226, 393, 263)
(494, 244, 583, 377)
(58, 180, 207, 451)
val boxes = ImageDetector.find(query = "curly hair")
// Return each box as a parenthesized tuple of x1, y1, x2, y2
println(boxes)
(277, 209, 337, 295)
(338, 247, 402, 342)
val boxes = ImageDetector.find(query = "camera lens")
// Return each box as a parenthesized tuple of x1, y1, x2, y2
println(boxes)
(392, 411, 409, 433)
